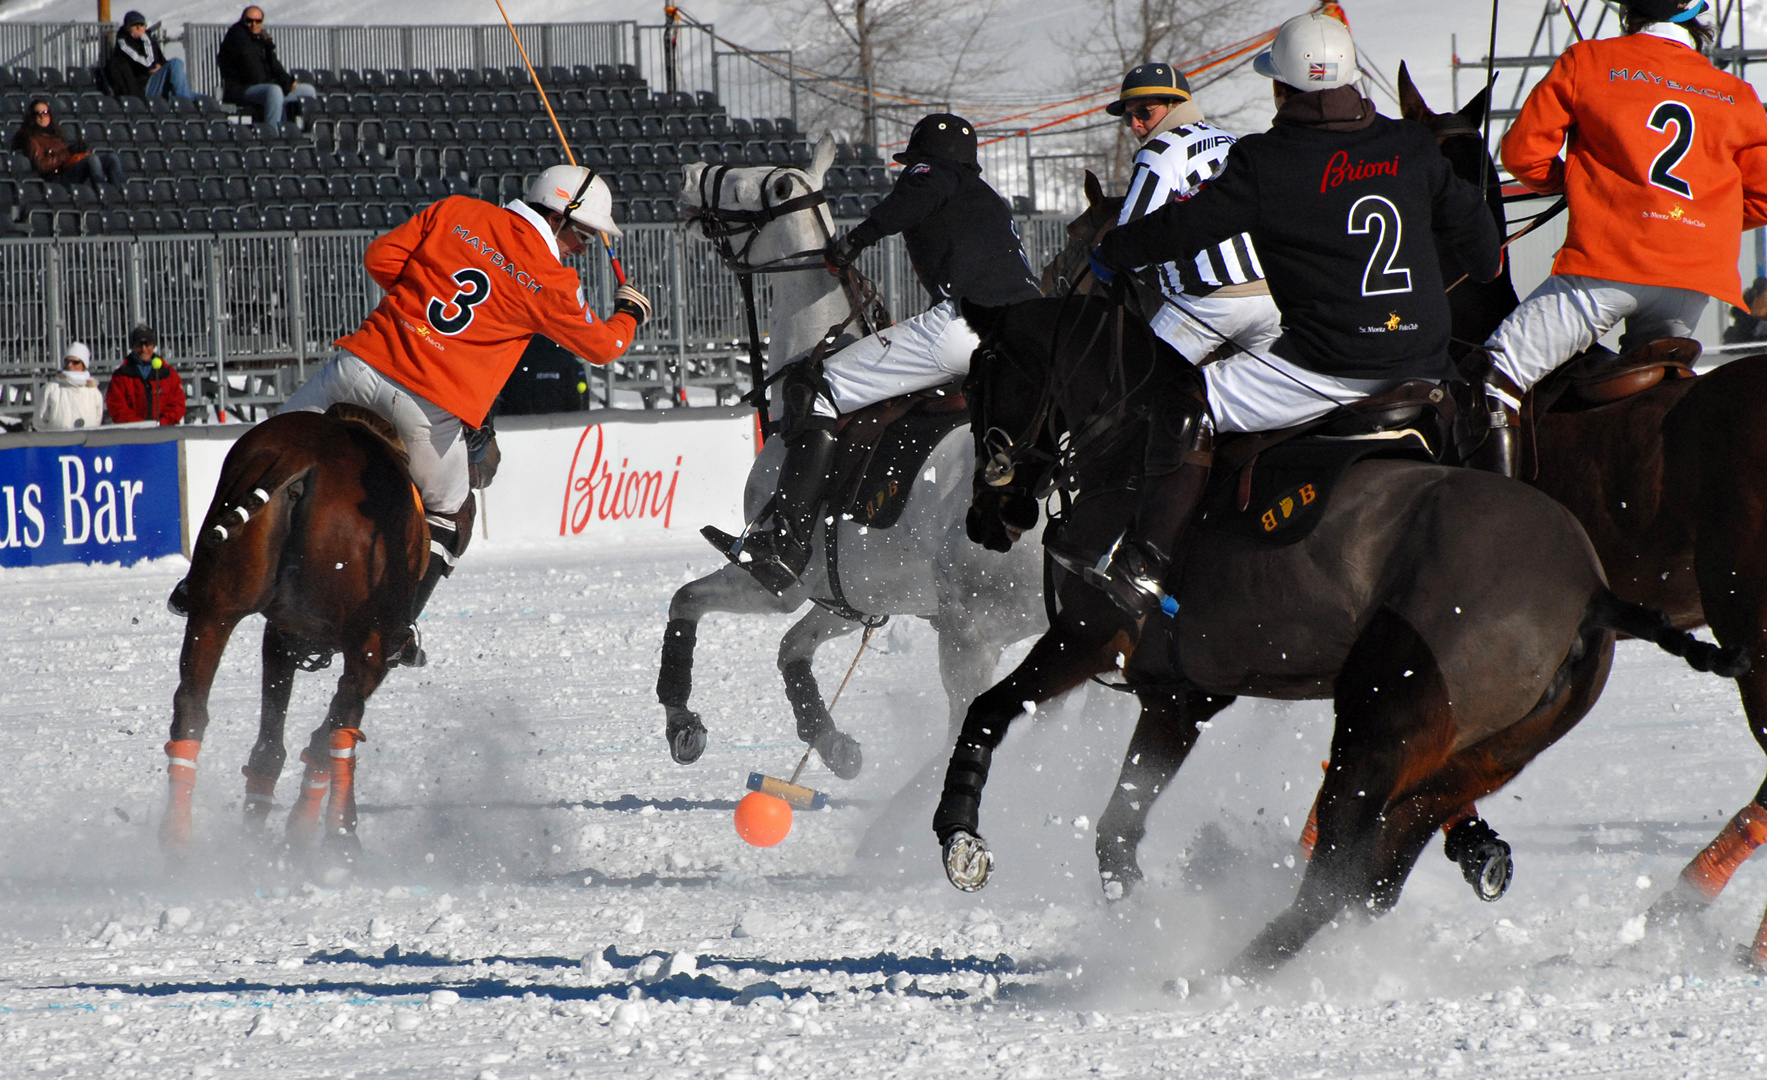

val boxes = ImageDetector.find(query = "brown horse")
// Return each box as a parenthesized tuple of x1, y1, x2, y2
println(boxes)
(1402, 72, 1767, 964)
(161, 404, 447, 863)
(938, 294, 1744, 978)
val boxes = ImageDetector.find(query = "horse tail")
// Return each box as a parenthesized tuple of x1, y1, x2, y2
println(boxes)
(1587, 588, 1750, 678)
(198, 447, 315, 552)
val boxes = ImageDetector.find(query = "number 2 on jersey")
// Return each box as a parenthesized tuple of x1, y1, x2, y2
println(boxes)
(1346, 195, 1413, 297)
(427, 268, 492, 336)
(1646, 101, 1694, 199)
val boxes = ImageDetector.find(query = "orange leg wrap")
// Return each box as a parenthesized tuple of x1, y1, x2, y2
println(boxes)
(325, 728, 366, 842)
(1680, 802, 1767, 902)
(285, 747, 330, 847)
(1297, 760, 1329, 860)
(241, 766, 277, 825)
(158, 739, 201, 853)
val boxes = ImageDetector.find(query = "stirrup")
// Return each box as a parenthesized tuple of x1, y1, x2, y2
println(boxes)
(1082, 535, 1177, 619)
(389, 624, 426, 669)
(704, 524, 806, 596)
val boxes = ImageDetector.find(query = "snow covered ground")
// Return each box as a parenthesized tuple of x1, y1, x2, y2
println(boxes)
(5, 539, 1767, 1078)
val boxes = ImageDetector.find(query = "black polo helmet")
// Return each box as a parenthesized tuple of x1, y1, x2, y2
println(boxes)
(1624, 0, 1708, 21)
(893, 113, 978, 169)
(1105, 63, 1193, 117)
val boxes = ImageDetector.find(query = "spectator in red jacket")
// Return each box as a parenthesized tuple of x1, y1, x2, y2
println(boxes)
(105, 324, 186, 425)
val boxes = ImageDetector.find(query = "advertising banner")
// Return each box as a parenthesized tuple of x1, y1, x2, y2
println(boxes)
(485, 412, 757, 543)
(0, 441, 182, 567)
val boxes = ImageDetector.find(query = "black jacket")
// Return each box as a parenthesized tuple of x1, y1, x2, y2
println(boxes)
(846, 156, 1041, 308)
(216, 20, 291, 104)
(105, 29, 167, 100)
(1101, 88, 1500, 382)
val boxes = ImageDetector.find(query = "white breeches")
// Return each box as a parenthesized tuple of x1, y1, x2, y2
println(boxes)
(1202, 342, 1408, 434)
(282, 350, 469, 513)
(1150, 291, 1282, 365)
(1484, 273, 1710, 408)
(815, 300, 979, 417)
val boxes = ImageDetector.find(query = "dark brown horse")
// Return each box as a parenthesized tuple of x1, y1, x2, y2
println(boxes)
(1403, 72, 1767, 963)
(937, 294, 1743, 977)
(161, 404, 443, 863)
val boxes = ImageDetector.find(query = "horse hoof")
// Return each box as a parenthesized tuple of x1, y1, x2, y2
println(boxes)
(813, 729, 863, 781)
(1445, 818, 1512, 902)
(943, 830, 993, 892)
(667, 707, 707, 765)
(166, 578, 190, 618)
(1099, 867, 1140, 903)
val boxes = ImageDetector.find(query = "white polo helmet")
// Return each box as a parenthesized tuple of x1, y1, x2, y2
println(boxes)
(526, 164, 622, 238)
(1253, 12, 1360, 91)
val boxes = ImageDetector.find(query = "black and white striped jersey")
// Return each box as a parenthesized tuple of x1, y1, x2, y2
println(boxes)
(1118, 122, 1266, 296)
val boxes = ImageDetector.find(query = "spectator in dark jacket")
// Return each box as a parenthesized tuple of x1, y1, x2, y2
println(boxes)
(105, 324, 187, 426)
(493, 337, 591, 416)
(216, 6, 314, 125)
(106, 11, 195, 100)
(9, 98, 124, 184)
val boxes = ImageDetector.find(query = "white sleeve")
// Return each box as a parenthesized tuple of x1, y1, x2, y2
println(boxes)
(1118, 145, 1177, 227)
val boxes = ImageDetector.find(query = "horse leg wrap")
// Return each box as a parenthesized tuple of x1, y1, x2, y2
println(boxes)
(1680, 799, 1767, 902)
(159, 739, 201, 852)
(1442, 816, 1513, 902)
(656, 618, 697, 707)
(285, 746, 330, 845)
(325, 728, 366, 842)
(240, 766, 277, 824)
(780, 657, 833, 743)
(933, 741, 993, 842)
(1296, 760, 1329, 860)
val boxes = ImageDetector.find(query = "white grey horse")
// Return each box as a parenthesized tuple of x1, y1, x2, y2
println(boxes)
(658, 140, 1046, 803)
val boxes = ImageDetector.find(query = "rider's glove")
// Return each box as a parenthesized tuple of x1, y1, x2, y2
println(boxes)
(1088, 248, 1116, 287)
(613, 284, 652, 327)
(824, 233, 864, 275)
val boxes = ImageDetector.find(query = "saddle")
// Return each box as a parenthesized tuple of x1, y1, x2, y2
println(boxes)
(824, 383, 969, 530)
(325, 402, 410, 463)
(1530, 338, 1700, 415)
(1197, 380, 1447, 547)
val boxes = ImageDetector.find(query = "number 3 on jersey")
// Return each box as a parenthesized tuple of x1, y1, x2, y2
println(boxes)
(427, 268, 492, 336)
(1646, 100, 1694, 199)
(1346, 195, 1413, 297)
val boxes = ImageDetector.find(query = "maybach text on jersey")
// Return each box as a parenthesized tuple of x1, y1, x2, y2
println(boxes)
(1609, 66, 1737, 104)
(449, 223, 546, 294)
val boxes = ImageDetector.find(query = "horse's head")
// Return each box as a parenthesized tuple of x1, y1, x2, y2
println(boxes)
(958, 298, 1065, 552)
(1398, 61, 1499, 201)
(1040, 170, 1125, 298)
(680, 136, 838, 254)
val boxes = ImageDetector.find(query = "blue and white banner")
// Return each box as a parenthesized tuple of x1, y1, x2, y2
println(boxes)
(0, 442, 182, 567)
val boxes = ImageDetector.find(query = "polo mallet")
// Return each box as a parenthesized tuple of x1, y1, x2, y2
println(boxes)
(746, 623, 879, 809)
(491, 0, 626, 286)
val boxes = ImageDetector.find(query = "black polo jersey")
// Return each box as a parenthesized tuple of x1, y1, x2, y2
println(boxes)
(1101, 96, 1500, 381)
(847, 156, 1042, 309)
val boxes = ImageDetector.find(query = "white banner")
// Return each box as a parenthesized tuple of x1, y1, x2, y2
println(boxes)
(175, 410, 759, 555)
(484, 412, 758, 544)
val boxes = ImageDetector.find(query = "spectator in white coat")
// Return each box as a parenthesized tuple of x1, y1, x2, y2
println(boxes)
(34, 343, 103, 430)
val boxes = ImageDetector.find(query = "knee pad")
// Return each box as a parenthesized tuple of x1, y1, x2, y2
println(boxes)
(779, 360, 837, 441)
(1144, 390, 1213, 476)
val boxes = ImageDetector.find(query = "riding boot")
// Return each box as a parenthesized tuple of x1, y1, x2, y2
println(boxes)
(1467, 366, 1523, 479)
(390, 500, 473, 668)
(1088, 460, 1211, 619)
(706, 422, 838, 595)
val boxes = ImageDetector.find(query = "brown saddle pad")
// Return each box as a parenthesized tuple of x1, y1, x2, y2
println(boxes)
(324, 402, 410, 463)
(825, 383, 968, 530)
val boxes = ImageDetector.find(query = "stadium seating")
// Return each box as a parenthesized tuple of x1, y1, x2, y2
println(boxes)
(0, 62, 892, 237)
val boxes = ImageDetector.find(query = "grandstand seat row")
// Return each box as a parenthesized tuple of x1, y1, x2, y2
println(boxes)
(3, 118, 307, 147)
(304, 87, 726, 118)
(10, 202, 422, 237)
(288, 64, 646, 92)
(308, 114, 797, 148)
(0, 92, 227, 119)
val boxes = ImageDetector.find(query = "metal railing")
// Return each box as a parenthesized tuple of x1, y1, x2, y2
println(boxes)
(0, 21, 115, 71)
(0, 213, 1070, 423)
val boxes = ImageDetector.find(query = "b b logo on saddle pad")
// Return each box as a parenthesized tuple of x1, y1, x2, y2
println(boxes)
(1261, 483, 1317, 533)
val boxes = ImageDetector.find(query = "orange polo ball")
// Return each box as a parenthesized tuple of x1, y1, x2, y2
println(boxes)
(734, 792, 793, 847)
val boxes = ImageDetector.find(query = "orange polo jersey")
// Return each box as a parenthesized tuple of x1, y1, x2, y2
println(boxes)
(337, 195, 637, 427)
(1501, 31, 1767, 309)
